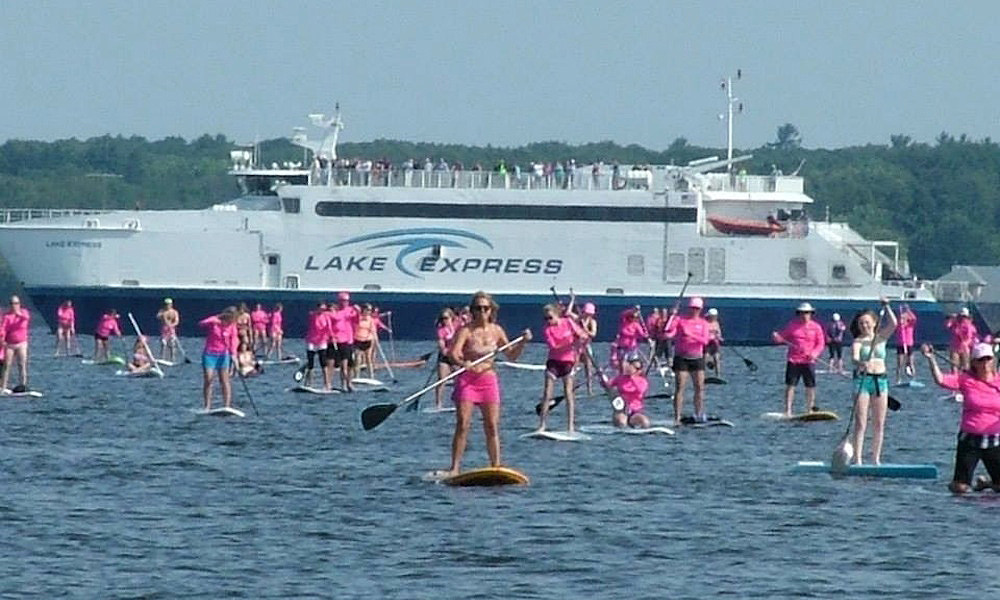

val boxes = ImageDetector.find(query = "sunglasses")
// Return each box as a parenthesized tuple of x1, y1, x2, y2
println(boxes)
(471, 305, 491, 312)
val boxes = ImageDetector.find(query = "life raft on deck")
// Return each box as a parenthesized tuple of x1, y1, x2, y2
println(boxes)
(707, 215, 787, 236)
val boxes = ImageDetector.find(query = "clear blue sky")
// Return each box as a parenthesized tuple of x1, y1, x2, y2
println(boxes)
(2, 1, 998, 150)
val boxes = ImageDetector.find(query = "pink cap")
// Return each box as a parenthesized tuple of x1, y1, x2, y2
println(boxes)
(337, 291, 350, 300)
(582, 302, 596, 316)
(688, 296, 704, 309)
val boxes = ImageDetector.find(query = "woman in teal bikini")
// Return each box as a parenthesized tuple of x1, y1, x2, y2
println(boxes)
(848, 299, 897, 465)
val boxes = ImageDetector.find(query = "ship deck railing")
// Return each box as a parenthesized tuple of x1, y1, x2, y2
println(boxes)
(309, 166, 637, 191)
(0, 208, 112, 224)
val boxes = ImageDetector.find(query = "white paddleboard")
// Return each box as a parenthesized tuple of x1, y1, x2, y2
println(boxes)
(352, 377, 385, 387)
(81, 357, 126, 366)
(262, 357, 301, 365)
(519, 430, 591, 442)
(499, 362, 547, 371)
(938, 393, 963, 403)
(196, 406, 246, 418)
(579, 424, 675, 435)
(894, 380, 926, 389)
(1, 389, 43, 398)
(156, 359, 177, 367)
(286, 385, 341, 395)
(114, 368, 165, 379)
(422, 406, 456, 413)
(673, 417, 735, 428)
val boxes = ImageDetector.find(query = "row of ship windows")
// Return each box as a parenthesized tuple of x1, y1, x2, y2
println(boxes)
(281, 197, 697, 223)
(624, 250, 850, 282)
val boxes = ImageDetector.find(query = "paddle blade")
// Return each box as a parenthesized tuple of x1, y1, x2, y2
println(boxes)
(418, 352, 433, 362)
(361, 403, 398, 430)
(534, 395, 563, 416)
(831, 438, 853, 473)
(887, 395, 901, 411)
(745, 359, 758, 372)
(293, 366, 305, 382)
(905, 364, 914, 377)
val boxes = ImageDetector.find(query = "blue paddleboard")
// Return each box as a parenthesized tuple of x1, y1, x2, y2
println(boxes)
(791, 460, 937, 479)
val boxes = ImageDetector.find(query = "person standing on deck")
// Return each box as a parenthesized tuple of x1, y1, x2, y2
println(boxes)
(664, 297, 712, 424)
(0, 296, 30, 393)
(771, 302, 826, 416)
(157, 298, 180, 362)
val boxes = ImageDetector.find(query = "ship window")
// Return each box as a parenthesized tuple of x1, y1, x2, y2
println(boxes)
(666, 253, 686, 279)
(313, 201, 696, 223)
(688, 248, 705, 282)
(832, 264, 847, 279)
(707, 248, 725, 283)
(363, 284, 382, 291)
(283, 275, 299, 289)
(267, 255, 279, 266)
(282, 197, 301, 214)
(789, 258, 808, 280)
(605, 288, 624, 295)
(627, 254, 645, 276)
(84, 218, 100, 228)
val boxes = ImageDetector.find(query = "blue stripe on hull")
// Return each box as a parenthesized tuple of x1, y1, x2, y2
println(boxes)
(23, 286, 949, 345)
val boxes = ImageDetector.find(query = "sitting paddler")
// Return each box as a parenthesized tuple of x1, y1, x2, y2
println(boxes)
(236, 340, 263, 377)
(127, 336, 155, 375)
(600, 353, 651, 429)
(923, 342, 1000, 493)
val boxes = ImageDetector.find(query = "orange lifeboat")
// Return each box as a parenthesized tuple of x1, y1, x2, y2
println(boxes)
(708, 215, 786, 236)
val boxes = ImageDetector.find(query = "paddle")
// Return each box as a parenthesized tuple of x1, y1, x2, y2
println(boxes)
(727, 345, 759, 373)
(361, 334, 526, 431)
(405, 359, 439, 413)
(172, 337, 193, 364)
(126, 312, 164, 378)
(646, 272, 693, 376)
(374, 336, 397, 384)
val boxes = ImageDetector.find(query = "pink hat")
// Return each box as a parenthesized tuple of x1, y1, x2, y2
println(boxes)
(582, 302, 596, 316)
(688, 296, 704, 309)
(337, 291, 350, 300)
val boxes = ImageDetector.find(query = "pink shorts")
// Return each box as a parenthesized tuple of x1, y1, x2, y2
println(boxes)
(452, 370, 500, 405)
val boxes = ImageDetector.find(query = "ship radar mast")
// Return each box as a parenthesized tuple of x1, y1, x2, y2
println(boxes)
(719, 70, 744, 172)
(292, 103, 345, 161)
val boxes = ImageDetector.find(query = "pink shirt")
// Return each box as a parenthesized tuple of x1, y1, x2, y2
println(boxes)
(200, 316, 238, 356)
(269, 310, 283, 335)
(947, 318, 977, 353)
(437, 322, 455, 353)
(664, 315, 711, 358)
(1, 309, 30, 345)
(544, 317, 582, 362)
(329, 305, 359, 344)
(95, 314, 121, 338)
(57, 306, 75, 327)
(609, 373, 649, 414)
(615, 320, 647, 351)
(250, 309, 269, 331)
(774, 319, 826, 364)
(305, 310, 331, 346)
(939, 373, 1000, 435)
(895, 312, 916, 347)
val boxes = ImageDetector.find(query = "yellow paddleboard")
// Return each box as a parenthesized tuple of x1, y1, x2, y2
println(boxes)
(440, 466, 529, 487)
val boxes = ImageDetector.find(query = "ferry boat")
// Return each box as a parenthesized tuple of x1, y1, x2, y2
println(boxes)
(0, 97, 941, 343)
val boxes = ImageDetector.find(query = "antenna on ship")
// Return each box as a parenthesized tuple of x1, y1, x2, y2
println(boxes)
(719, 69, 743, 172)
(308, 102, 345, 161)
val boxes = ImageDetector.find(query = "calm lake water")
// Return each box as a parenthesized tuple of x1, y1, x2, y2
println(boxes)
(0, 339, 996, 598)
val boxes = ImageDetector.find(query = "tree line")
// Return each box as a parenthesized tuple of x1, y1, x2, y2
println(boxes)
(1, 125, 998, 279)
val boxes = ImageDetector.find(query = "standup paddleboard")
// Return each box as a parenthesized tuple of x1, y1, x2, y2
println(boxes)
(352, 377, 385, 387)
(81, 357, 126, 366)
(519, 430, 591, 442)
(791, 460, 937, 479)
(1, 389, 43, 398)
(579, 424, 675, 436)
(762, 411, 839, 422)
(424, 466, 529, 486)
(705, 376, 727, 385)
(261, 357, 301, 365)
(894, 380, 926, 389)
(196, 406, 246, 418)
(677, 416, 735, 428)
(115, 368, 165, 379)
(155, 359, 177, 367)
(286, 385, 341, 395)
(498, 361, 547, 371)
(422, 406, 456, 413)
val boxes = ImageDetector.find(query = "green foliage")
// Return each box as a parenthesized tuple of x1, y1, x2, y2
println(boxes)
(2, 129, 1000, 278)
